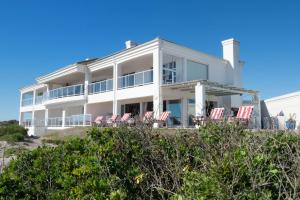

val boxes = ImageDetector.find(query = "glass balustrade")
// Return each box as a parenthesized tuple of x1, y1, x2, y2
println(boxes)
(89, 79, 113, 95)
(48, 84, 84, 100)
(118, 69, 153, 89)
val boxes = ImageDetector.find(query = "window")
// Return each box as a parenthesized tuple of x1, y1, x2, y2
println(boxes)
(163, 61, 176, 84)
(187, 60, 208, 81)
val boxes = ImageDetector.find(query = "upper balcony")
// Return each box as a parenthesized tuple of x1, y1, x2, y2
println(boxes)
(118, 69, 153, 89)
(45, 84, 85, 105)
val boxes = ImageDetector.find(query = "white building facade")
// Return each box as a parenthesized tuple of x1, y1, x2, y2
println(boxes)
(19, 38, 260, 135)
(262, 91, 300, 130)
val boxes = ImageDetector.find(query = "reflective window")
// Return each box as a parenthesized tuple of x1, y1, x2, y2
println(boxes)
(187, 60, 208, 81)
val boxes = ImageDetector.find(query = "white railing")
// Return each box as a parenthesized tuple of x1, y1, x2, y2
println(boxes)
(22, 119, 32, 127)
(35, 95, 46, 105)
(89, 79, 113, 95)
(48, 84, 84, 100)
(65, 114, 92, 127)
(118, 69, 153, 89)
(48, 117, 63, 127)
(22, 98, 33, 107)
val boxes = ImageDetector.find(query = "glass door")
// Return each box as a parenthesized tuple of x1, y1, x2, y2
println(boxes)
(167, 100, 182, 127)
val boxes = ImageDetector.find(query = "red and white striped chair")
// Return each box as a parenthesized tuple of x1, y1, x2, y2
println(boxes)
(93, 116, 105, 127)
(230, 106, 254, 126)
(119, 113, 135, 126)
(155, 111, 171, 127)
(106, 114, 119, 126)
(209, 107, 225, 121)
(143, 111, 153, 123)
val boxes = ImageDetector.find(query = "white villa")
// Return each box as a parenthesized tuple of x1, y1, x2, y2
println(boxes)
(19, 37, 261, 135)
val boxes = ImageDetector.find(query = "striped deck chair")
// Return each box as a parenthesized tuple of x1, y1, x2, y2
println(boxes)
(106, 114, 118, 126)
(209, 107, 225, 121)
(143, 111, 153, 123)
(119, 113, 133, 125)
(156, 111, 171, 127)
(235, 106, 254, 126)
(93, 116, 104, 127)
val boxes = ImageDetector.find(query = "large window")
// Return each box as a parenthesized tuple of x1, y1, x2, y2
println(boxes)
(187, 60, 208, 81)
(163, 61, 176, 84)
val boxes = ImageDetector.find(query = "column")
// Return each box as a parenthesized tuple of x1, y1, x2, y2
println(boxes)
(32, 110, 35, 127)
(45, 109, 48, 127)
(183, 58, 187, 82)
(182, 98, 188, 128)
(153, 48, 163, 128)
(139, 102, 143, 118)
(113, 63, 119, 115)
(84, 68, 91, 99)
(33, 90, 37, 106)
(253, 94, 261, 129)
(195, 82, 206, 117)
(19, 92, 23, 125)
(62, 109, 66, 128)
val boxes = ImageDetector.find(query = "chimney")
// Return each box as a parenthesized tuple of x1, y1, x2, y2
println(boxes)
(125, 40, 138, 49)
(222, 38, 243, 107)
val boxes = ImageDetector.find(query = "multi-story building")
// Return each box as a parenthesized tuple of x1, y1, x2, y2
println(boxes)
(19, 38, 261, 135)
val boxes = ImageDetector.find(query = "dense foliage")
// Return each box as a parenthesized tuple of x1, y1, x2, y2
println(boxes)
(1, 124, 300, 199)
(0, 124, 27, 142)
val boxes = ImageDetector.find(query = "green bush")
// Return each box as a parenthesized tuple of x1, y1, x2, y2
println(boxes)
(0, 124, 27, 142)
(0, 124, 300, 199)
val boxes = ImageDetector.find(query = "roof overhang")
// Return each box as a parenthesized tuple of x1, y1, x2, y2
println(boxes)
(162, 80, 258, 96)
(20, 84, 47, 93)
(36, 64, 86, 84)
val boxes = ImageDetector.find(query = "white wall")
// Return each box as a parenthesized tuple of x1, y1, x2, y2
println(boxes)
(262, 92, 300, 130)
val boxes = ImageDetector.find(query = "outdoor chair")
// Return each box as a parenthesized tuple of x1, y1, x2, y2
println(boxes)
(143, 111, 154, 124)
(118, 113, 134, 126)
(155, 111, 171, 127)
(228, 105, 254, 127)
(193, 107, 225, 126)
(93, 116, 105, 127)
(106, 114, 119, 126)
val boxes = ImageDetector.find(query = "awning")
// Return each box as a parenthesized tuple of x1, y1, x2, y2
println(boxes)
(161, 80, 258, 96)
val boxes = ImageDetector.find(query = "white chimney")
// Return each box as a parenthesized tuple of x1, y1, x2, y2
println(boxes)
(125, 40, 138, 49)
(222, 38, 243, 107)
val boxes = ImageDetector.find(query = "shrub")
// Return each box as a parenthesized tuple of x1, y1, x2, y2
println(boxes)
(0, 124, 300, 199)
(0, 124, 27, 142)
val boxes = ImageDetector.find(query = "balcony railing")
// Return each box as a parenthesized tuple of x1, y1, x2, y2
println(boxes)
(47, 114, 92, 127)
(48, 84, 84, 100)
(22, 98, 33, 107)
(35, 95, 46, 105)
(48, 117, 63, 127)
(22, 119, 32, 127)
(89, 79, 113, 95)
(65, 114, 92, 127)
(118, 69, 153, 89)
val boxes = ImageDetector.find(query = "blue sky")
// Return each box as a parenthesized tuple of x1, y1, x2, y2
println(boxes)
(0, 0, 299, 121)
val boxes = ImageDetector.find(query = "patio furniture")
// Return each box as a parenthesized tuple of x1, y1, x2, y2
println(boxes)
(228, 105, 254, 126)
(155, 111, 171, 127)
(143, 111, 153, 123)
(193, 107, 225, 126)
(106, 114, 119, 126)
(118, 113, 134, 126)
(93, 116, 105, 127)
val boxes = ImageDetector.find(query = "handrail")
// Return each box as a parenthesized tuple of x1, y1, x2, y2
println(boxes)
(118, 69, 153, 89)
(89, 79, 113, 95)
(48, 84, 84, 100)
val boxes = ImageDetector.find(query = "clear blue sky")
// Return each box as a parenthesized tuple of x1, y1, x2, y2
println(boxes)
(0, 0, 299, 121)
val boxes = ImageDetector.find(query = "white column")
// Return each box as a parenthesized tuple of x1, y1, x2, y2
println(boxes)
(183, 58, 187, 82)
(253, 94, 261, 129)
(195, 82, 206, 117)
(182, 98, 188, 128)
(139, 102, 143, 118)
(113, 63, 119, 115)
(62, 109, 66, 128)
(33, 90, 37, 105)
(153, 48, 163, 128)
(84, 68, 91, 98)
(32, 110, 35, 127)
(45, 109, 48, 127)
(19, 92, 23, 125)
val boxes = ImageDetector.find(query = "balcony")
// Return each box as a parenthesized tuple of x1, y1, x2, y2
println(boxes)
(65, 114, 92, 127)
(21, 98, 33, 107)
(48, 84, 84, 100)
(89, 79, 113, 95)
(118, 69, 153, 89)
(48, 114, 91, 127)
